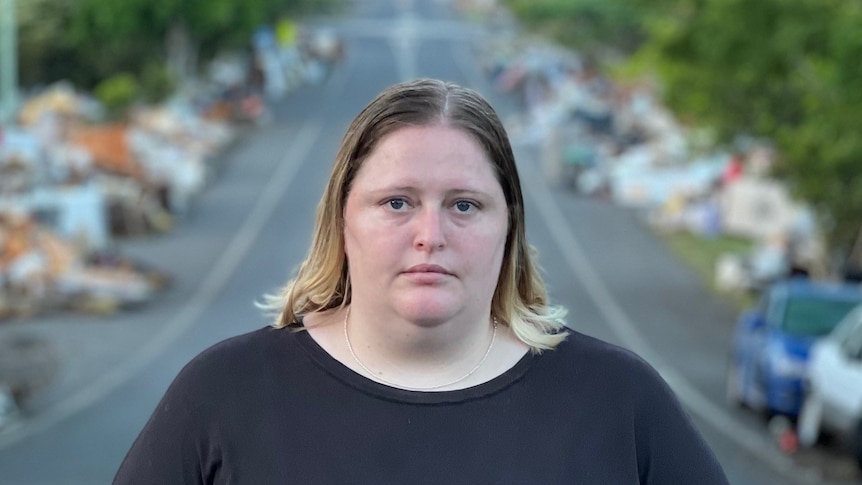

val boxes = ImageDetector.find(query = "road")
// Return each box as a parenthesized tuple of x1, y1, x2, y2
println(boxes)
(0, 0, 859, 484)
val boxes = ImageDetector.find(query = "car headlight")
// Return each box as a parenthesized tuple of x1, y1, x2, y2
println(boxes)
(770, 351, 806, 378)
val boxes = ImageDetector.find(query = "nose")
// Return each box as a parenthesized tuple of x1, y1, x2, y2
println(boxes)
(413, 206, 446, 251)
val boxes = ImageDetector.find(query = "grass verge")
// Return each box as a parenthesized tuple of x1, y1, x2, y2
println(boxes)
(654, 228, 756, 311)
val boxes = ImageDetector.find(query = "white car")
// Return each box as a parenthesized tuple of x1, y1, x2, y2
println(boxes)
(797, 303, 862, 472)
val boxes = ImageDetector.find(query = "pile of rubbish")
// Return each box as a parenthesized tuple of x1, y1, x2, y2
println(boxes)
(203, 22, 345, 124)
(0, 18, 347, 321)
(476, 32, 826, 289)
(0, 212, 171, 318)
(0, 83, 236, 319)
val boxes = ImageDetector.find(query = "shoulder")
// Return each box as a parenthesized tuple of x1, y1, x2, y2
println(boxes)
(548, 332, 728, 483)
(195, 325, 290, 361)
(550, 329, 661, 383)
(170, 326, 297, 391)
(114, 327, 301, 482)
(534, 330, 673, 409)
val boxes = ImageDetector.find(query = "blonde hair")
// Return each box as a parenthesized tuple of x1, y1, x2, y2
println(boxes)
(261, 79, 567, 352)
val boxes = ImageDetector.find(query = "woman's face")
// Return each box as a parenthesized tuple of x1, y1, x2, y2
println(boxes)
(343, 125, 509, 326)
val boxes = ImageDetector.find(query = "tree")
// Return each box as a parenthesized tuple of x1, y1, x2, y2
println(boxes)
(774, 1, 862, 263)
(17, 0, 83, 87)
(636, 0, 862, 266)
(502, 0, 654, 59)
(19, 0, 345, 90)
(504, 0, 862, 267)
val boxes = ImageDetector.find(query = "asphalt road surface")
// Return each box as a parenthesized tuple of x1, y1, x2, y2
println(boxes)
(0, 0, 859, 484)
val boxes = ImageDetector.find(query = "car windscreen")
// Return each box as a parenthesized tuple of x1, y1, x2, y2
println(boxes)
(782, 297, 861, 337)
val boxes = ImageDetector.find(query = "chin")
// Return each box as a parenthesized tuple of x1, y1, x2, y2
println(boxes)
(393, 294, 462, 324)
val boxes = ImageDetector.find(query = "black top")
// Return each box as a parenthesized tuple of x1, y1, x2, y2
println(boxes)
(114, 325, 729, 484)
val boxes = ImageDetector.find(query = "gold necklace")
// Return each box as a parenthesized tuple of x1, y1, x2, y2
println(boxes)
(343, 308, 497, 391)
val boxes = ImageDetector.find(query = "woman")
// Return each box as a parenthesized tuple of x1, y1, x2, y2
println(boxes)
(115, 79, 728, 484)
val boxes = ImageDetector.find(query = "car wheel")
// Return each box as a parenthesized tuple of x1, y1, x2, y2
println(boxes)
(797, 393, 822, 447)
(725, 360, 744, 407)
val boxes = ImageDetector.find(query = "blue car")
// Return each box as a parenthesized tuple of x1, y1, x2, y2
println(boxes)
(726, 278, 862, 417)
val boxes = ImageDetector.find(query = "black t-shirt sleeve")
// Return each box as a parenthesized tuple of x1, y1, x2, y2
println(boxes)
(113, 353, 220, 485)
(629, 357, 729, 484)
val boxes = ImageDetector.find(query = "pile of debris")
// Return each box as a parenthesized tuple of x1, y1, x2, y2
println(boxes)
(0, 83, 237, 319)
(477, 34, 826, 289)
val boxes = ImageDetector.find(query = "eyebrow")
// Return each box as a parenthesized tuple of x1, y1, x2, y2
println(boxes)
(365, 186, 491, 198)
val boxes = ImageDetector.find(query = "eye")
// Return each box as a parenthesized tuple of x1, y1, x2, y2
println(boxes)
(454, 200, 477, 213)
(387, 198, 407, 211)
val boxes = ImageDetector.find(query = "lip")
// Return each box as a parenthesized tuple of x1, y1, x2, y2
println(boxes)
(403, 264, 452, 275)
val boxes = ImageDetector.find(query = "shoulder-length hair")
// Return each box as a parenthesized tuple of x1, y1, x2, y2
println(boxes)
(261, 78, 567, 351)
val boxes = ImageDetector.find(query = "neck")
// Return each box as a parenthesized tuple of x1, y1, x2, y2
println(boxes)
(343, 305, 496, 387)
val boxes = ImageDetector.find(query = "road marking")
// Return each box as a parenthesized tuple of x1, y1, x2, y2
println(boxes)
(451, 39, 821, 483)
(0, 120, 324, 450)
(392, 12, 418, 81)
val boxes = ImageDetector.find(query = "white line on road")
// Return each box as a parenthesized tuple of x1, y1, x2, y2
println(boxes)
(0, 120, 324, 451)
(391, 13, 418, 82)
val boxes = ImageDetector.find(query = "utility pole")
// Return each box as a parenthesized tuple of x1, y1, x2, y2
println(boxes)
(0, 0, 18, 124)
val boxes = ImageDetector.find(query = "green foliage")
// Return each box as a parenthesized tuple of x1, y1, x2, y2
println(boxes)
(18, 0, 347, 90)
(502, 0, 666, 59)
(139, 63, 175, 103)
(94, 73, 139, 118)
(635, 0, 862, 260)
(16, 0, 80, 86)
(655, 228, 755, 309)
(505, 0, 862, 264)
(636, 0, 821, 138)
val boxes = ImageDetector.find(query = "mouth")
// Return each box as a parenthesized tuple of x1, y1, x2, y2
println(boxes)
(404, 264, 452, 276)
